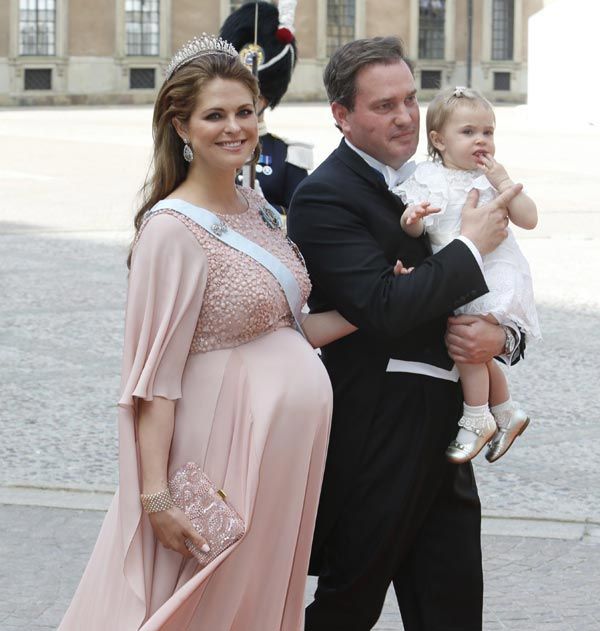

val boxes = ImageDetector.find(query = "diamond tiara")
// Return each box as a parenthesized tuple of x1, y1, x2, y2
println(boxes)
(165, 33, 238, 81)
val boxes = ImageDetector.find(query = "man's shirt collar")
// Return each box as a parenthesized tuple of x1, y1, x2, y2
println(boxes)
(344, 138, 416, 189)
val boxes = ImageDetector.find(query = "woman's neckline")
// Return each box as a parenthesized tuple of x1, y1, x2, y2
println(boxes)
(164, 187, 251, 218)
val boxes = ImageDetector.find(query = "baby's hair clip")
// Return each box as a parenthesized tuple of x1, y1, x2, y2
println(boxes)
(453, 86, 467, 97)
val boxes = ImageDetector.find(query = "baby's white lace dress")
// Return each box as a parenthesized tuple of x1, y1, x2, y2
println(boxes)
(395, 161, 541, 339)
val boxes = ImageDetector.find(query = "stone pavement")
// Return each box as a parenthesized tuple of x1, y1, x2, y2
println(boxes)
(1, 500, 599, 630)
(1, 103, 599, 630)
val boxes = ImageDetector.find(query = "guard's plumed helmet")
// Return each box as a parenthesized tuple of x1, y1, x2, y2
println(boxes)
(220, 1, 298, 109)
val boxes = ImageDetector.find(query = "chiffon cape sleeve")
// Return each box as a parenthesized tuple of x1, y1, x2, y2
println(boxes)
(117, 212, 208, 612)
(119, 213, 208, 406)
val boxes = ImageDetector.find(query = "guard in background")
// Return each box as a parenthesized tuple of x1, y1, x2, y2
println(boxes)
(221, 0, 313, 215)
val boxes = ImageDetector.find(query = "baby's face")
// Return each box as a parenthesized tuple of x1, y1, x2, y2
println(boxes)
(431, 103, 496, 171)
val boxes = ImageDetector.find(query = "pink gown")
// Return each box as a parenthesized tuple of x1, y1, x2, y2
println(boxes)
(59, 188, 332, 631)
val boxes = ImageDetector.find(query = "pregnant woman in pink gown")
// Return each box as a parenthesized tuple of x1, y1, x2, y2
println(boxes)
(59, 35, 351, 631)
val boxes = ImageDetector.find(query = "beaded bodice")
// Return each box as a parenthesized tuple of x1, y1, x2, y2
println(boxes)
(138, 188, 310, 354)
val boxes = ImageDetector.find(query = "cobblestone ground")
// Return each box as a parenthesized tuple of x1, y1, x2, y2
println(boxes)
(1, 235, 598, 524)
(1, 104, 599, 629)
(1, 505, 599, 631)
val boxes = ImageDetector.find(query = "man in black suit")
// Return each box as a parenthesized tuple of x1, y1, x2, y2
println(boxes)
(287, 37, 523, 631)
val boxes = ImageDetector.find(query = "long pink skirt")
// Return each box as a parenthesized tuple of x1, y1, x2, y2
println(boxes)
(59, 328, 332, 630)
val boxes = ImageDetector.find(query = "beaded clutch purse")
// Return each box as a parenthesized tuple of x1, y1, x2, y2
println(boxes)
(168, 462, 245, 567)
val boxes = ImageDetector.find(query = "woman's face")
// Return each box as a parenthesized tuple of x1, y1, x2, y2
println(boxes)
(180, 78, 258, 173)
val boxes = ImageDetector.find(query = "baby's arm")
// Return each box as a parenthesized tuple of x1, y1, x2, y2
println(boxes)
(400, 202, 441, 238)
(479, 155, 537, 230)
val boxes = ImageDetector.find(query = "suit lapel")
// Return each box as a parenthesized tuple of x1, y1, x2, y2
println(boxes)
(334, 140, 406, 215)
(334, 139, 388, 191)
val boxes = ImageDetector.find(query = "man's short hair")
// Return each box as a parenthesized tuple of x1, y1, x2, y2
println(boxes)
(323, 37, 411, 111)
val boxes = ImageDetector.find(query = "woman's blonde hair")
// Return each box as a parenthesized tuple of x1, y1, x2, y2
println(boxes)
(426, 87, 495, 161)
(128, 53, 260, 267)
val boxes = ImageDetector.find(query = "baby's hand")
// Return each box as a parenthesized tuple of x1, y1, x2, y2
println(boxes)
(393, 259, 414, 275)
(402, 201, 441, 225)
(478, 155, 512, 191)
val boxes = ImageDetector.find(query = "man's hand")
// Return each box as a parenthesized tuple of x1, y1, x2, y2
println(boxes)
(445, 314, 504, 364)
(460, 184, 523, 255)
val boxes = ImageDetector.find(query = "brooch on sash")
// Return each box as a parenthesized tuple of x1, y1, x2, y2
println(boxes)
(211, 220, 228, 236)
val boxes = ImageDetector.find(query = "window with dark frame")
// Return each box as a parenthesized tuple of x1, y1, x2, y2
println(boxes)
(491, 0, 514, 60)
(129, 67, 156, 89)
(24, 68, 52, 89)
(326, 0, 355, 57)
(19, 0, 56, 56)
(419, 0, 445, 60)
(421, 70, 442, 90)
(126, 0, 160, 56)
(493, 71, 511, 91)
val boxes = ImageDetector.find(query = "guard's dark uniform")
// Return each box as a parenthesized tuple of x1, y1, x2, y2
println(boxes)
(237, 130, 313, 215)
(256, 132, 311, 214)
(221, 1, 310, 215)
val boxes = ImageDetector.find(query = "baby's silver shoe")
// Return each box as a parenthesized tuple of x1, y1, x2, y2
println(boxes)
(486, 407, 530, 463)
(446, 410, 497, 464)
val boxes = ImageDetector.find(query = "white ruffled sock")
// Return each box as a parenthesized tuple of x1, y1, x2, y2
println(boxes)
(456, 403, 490, 443)
(490, 398, 514, 428)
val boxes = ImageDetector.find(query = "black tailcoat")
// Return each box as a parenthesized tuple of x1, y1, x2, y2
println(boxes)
(287, 140, 489, 578)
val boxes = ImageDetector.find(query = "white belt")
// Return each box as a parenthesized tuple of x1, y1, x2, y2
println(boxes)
(386, 359, 459, 382)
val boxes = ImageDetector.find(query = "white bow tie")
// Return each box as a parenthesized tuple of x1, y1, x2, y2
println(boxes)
(383, 161, 417, 189)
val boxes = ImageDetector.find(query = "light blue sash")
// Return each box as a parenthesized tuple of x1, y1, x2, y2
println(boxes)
(148, 199, 305, 336)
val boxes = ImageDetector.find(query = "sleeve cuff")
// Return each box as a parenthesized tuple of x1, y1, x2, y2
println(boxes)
(455, 236, 484, 272)
(497, 324, 524, 365)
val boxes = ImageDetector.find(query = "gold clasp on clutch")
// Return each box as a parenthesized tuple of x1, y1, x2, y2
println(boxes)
(217, 489, 227, 500)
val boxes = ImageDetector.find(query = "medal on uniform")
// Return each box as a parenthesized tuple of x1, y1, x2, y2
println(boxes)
(260, 154, 273, 176)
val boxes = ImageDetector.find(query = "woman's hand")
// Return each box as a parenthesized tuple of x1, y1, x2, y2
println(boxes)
(393, 259, 414, 275)
(149, 506, 210, 558)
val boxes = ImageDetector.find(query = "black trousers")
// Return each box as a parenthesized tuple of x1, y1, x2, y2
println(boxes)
(305, 373, 483, 631)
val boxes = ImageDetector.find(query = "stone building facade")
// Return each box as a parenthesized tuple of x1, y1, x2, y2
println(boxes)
(0, 0, 548, 106)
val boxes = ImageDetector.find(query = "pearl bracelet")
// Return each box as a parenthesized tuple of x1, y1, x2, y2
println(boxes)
(140, 488, 174, 513)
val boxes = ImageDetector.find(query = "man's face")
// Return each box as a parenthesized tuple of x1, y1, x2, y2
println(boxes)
(333, 60, 419, 169)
